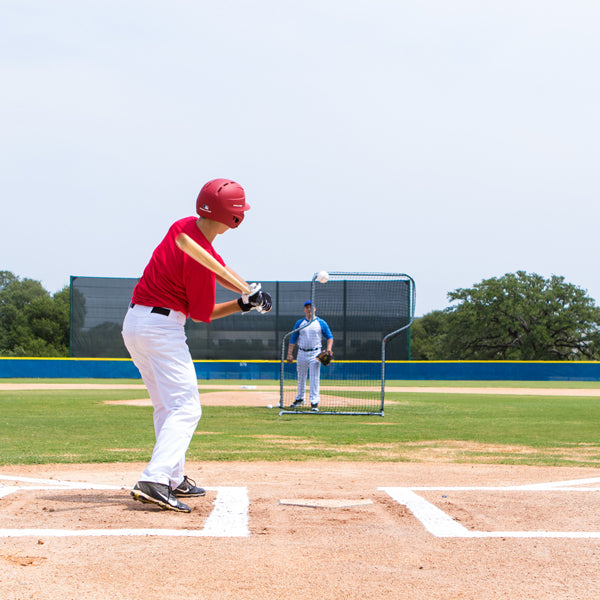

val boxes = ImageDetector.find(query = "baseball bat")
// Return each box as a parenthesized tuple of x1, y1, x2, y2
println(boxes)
(175, 232, 252, 295)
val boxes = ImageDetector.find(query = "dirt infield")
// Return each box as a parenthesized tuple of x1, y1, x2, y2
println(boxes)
(2, 384, 600, 598)
(2, 461, 600, 599)
(4, 382, 600, 397)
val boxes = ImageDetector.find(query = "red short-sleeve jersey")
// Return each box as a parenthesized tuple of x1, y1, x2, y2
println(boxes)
(131, 217, 225, 322)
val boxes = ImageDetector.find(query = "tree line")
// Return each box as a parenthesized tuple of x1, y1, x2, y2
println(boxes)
(2, 269, 600, 360)
(410, 271, 600, 360)
(0, 271, 70, 356)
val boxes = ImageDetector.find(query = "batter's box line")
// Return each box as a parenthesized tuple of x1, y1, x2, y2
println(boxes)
(380, 477, 600, 539)
(0, 475, 249, 538)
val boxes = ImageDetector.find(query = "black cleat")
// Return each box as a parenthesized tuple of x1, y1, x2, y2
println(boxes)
(131, 481, 191, 513)
(173, 476, 206, 497)
(290, 399, 305, 408)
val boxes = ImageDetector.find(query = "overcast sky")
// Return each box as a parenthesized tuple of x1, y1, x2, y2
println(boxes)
(2, 1, 599, 316)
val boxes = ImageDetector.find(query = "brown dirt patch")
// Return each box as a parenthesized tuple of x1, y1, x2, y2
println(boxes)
(400, 440, 600, 464)
(104, 390, 280, 407)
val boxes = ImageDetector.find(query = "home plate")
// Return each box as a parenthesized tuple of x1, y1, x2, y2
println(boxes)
(279, 498, 373, 509)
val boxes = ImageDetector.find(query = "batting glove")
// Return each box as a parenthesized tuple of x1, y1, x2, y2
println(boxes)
(255, 291, 272, 313)
(238, 283, 261, 312)
(238, 283, 272, 313)
(241, 283, 260, 304)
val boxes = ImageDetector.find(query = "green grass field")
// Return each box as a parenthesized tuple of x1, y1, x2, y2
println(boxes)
(2, 379, 600, 467)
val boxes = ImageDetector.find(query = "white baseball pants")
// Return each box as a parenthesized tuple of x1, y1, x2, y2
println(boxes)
(122, 304, 201, 490)
(295, 348, 321, 405)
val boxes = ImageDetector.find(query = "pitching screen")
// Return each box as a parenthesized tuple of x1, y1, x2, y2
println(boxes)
(279, 272, 415, 416)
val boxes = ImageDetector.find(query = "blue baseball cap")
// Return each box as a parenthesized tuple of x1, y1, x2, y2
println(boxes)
(304, 300, 312, 306)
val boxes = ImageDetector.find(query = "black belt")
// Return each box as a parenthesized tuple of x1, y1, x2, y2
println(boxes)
(130, 303, 171, 317)
(299, 347, 320, 352)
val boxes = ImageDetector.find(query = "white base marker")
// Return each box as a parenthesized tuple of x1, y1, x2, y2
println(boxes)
(381, 477, 600, 539)
(279, 498, 373, 509)
(0, 475, 249, 538)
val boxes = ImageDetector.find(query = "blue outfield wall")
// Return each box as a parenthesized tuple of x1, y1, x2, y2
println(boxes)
(1, 358, 600, 381)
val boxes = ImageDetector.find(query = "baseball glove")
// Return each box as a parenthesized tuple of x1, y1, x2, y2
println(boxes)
(316, 350, 333, 366)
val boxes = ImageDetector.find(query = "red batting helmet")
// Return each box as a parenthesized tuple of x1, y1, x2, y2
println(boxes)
(195, 179, 250, 228)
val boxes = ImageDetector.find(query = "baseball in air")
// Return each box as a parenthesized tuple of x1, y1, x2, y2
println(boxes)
(317, 270, 329, 283)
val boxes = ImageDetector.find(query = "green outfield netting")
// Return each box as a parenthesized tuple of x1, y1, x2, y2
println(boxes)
(279, 272, 416, 416)
(69, 276, 413, 362)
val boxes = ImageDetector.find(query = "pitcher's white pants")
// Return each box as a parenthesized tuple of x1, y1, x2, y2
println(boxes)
(122, 304, 201, 490)
(295, 349, 321, 405)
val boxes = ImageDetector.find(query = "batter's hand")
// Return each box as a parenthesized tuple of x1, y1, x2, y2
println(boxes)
(247, 283, 272, 313)
(241, 283, 261, 304)
(238, 284, 272, 313)
(239, 283, 261, 312)
(254, 291, 272, 313)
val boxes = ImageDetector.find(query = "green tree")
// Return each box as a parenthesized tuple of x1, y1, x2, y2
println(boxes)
(438, 271, 600, 360)
(0, 272, 70, 357)
(0, 271, 18, 289)
(410, 310, 451, 360)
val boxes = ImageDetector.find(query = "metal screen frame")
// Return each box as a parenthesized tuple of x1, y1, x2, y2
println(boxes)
(279, 272, 416, 416)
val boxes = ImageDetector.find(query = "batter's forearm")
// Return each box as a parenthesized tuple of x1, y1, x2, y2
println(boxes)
(210, 300, 245, 320)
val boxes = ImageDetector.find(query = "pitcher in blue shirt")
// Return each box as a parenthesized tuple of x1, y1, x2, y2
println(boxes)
(286, 300, 334, 412)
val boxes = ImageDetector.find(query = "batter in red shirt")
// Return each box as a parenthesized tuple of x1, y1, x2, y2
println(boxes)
(122, 179, 272, 513)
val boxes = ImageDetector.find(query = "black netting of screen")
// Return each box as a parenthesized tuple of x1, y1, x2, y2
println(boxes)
(70, 275, 413, 360)
(309, 273, 414, 361)
(279, 272, 416, 415)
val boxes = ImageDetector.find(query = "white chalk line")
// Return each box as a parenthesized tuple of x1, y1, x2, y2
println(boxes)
(0, 475, 249, 538)
(381, 476, 600, 538)
(5, 474, 600, 540)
